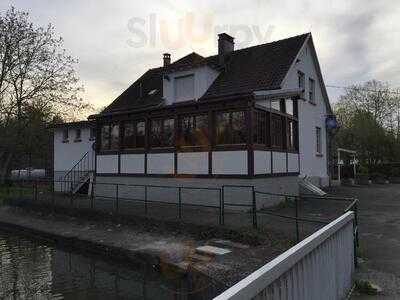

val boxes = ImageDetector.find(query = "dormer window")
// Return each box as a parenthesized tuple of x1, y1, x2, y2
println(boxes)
(74, 128, 81, 142)
(62, 129, 69, 142)
(175, 74, 194, 102)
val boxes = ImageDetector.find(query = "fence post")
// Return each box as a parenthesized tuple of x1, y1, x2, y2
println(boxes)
(221, 186, 225, 225)
(32, 181, 35, 202)
(144, 186, 148, 215)
(36, 181, 39, 202)
(90, 182, 95, 209)
(115, 184, 119, 213)
(295, 196, 300, 243)
(252, 187, 257, 229)
(178, 187, 182, 219)
(34, 180, 38, 203)
(219, 189, 223, 226)
(21, 179, 24, 199)
(52, 181, 55, 210)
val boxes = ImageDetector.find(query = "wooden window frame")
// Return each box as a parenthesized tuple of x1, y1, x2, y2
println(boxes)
(178, 113, 209, 148)
(215, 110, 247, 146)
(150, 117, 175, 149)
(74, 128, 82, 142)
(271, 114, 285, 149)
(62, 128, 69, 143)
(122, 119, 146, 150)
(309, 78, 315, 103)
(174, 74, 195, 102)
(89, 127, 96, 141)
(287, 119, 298, 151)
(316, 126, 322, 156)
(100, 123, 120, 152)
(298, 71, 305, 98)
(253, 110, 266, 145)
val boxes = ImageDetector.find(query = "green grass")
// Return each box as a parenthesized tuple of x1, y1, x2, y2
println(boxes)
(0, 185, 41, 203)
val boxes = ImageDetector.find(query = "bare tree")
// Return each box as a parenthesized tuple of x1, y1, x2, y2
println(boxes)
(0, 7, 90, 183)
(334, 80, 396, 129)
(334, 80, 400, 165)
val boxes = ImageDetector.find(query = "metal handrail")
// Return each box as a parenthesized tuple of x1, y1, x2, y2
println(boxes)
(64, 151, 89, 180)
(62, 151, 94, 192)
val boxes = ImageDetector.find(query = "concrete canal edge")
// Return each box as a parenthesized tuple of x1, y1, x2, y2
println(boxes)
(0, 205, 263, 292)
(0, 219, 164, 269)
(0, 203, 294, 291)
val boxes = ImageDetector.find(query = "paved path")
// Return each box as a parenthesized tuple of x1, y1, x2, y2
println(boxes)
(326, 184, 400, 299)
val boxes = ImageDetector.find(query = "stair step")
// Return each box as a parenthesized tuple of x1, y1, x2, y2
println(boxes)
(195, 245, 231, 257)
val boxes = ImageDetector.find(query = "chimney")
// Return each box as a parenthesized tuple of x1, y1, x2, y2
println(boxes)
(163, 53, 171, 67)
(218, 33, 234, 64)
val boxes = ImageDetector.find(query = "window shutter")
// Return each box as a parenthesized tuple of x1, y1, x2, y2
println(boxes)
(175, 75, 194, 101)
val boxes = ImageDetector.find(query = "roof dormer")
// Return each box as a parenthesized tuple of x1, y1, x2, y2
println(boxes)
(162, 52, 220, 105)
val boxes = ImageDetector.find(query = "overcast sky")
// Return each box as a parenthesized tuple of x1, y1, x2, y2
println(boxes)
(1, 0, 400, 112)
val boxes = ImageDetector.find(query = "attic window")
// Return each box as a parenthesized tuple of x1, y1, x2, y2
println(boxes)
(175, 74, 194, 102)
(148, 89, 158, 96)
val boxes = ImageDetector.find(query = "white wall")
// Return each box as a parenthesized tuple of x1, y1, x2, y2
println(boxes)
(288, 153, 300, 173)
(282, 40, 329, 185)
(163, 66, 219, 105)
(53, 126, 94, 172)
(147, 153, 174, 174)
(212, 151, 247, 175)
(97, 155, 118, 174)
(272, 152, 287, 173)
(120, 154, 145, 174)
(177, 152, 208, 175)
(254, 151, 271, 175)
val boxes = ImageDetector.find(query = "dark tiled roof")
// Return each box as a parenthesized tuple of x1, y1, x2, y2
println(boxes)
(163, 52, 221, 74)
(202, 33, 309, 99)
(100, 33, 309, 115)
(165, 53, 207, 72)
(102, 67, 164, 114)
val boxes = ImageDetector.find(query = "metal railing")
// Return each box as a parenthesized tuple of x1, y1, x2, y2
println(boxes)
(2, 179, 359, 263)
(62, 151, 95, 193)
(213, 212, 355, 300)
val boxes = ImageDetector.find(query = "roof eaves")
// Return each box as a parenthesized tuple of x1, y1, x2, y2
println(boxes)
(50, 120, 93, 129)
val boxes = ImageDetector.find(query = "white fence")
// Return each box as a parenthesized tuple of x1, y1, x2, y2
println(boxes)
(214, 211, 355, 300)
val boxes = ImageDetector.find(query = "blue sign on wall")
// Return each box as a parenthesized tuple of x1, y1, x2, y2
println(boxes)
(326, 115, 338, 129)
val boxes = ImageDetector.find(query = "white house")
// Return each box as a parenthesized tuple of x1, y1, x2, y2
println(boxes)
(53, 33, 335, 203)
(53, 121, 95, 191)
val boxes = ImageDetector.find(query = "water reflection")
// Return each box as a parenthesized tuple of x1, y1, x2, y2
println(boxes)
(0, 231, 223, 299)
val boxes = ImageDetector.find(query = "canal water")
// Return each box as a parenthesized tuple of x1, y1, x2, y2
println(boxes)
(0, 230, 224, 299)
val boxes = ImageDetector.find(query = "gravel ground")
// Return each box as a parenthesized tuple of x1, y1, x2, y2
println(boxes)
(324, 184, 400, 299)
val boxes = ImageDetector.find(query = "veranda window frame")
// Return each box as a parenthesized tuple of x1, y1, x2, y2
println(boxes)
(179, 113, 209, 148)
(150, 117, 175, 149)
(215, 110, 247, 146)
(122, 119, 146, 149)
